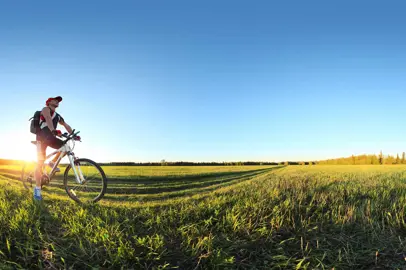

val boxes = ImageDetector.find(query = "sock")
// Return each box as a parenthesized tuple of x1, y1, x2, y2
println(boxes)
(34, 186, 41, 194)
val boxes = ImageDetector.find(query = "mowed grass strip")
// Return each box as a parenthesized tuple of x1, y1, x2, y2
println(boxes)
(0, 165, 274, 178)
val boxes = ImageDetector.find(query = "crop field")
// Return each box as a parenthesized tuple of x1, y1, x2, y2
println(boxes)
(0, 165, 405, 269)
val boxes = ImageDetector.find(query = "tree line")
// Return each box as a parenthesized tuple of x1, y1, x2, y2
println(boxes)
(315, 151, 406, 165)
(97, 161, 281, 166)
(0, 159, 23, 166)
(0, 159, 280, 166)
(1, 152, 405, 166)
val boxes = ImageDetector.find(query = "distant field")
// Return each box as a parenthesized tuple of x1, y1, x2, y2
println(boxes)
(0, 165, 405, 269)
(0, 164, 272, 178)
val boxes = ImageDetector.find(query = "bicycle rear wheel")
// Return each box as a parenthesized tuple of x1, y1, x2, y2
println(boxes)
(21, 163, 34, 190)
(63, 158, 107, 203)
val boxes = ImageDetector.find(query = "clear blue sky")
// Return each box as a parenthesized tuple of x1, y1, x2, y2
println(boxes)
(1, 1, 406, 162)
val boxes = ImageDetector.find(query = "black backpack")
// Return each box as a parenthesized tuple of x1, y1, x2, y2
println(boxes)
(29, 111, 41, 134)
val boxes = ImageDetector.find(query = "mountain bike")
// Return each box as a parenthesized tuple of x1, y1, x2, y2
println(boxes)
(21, 130, 107, 203)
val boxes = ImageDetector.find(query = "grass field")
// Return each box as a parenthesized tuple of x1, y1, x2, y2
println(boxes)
(0, 165, 405, 269)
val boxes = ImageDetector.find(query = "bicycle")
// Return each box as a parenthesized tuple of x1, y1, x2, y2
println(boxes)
(21, 130, 108, 203)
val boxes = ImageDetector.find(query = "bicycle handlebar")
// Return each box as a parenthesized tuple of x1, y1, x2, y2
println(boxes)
(62, 129, 81, 143)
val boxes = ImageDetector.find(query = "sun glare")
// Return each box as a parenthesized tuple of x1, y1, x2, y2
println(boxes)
(0, 130, 37, 162)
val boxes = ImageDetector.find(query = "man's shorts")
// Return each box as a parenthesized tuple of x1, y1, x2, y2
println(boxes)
(36, 129, 65, 161)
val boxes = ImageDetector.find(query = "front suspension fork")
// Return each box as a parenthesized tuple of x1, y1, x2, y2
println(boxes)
(68, 153, 85, 184)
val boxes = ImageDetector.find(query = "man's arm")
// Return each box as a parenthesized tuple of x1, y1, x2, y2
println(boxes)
(59, 118, 73, 134)
(42, 107, 56, 132)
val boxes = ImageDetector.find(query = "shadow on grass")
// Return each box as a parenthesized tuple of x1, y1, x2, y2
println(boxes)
(0, 184, 74, 269)
(218, 220, 406, 270)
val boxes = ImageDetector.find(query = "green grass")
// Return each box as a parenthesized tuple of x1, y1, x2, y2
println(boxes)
(0, 164, 272, 178)
(0, 165, 405, 269)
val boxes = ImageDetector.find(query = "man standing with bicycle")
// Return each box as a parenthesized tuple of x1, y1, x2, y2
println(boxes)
(34, 96, 80, 200)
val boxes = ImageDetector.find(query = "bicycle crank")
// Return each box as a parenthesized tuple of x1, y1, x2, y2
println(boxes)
(41, 175, 50, 187)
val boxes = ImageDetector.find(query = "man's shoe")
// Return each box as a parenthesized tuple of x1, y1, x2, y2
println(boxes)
(48, 161, 61, 173)
(33, 187, 42, 200)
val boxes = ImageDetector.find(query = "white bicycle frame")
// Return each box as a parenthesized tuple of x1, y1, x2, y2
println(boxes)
(41, 139, 85, 184)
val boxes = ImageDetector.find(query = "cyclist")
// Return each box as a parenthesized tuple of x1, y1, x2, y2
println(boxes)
(34, 96, 80, 200)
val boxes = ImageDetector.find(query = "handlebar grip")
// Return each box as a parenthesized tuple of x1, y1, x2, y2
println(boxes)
(62, 130, 81, 144)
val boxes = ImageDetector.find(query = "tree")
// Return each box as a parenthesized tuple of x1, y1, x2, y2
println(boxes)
(379, 151, 384, 165)
(396, 154, 400, 164)
(402, 152, 405, 164)
(371, 155, 379, 165)
(385, 155, 395, 165)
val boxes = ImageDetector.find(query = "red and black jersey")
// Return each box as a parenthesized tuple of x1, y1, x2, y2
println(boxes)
(39, 107, 64, 131)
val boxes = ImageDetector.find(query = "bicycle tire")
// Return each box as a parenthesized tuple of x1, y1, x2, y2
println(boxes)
(63, 158, 107, 203)
(21, 163, 34, 190)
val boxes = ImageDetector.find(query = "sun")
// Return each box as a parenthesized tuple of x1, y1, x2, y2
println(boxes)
(0, 130, 37, 162)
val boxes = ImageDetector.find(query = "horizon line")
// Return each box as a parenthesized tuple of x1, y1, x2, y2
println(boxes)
(0, 152, 401, 164)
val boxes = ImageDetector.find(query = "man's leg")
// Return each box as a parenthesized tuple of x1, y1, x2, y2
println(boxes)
(34, 141, 46, 199)
(51, 152, 64, 163)
(51, 152, 60, 163)
(47, 137, 66, 172)
(35, 160, 44, 188)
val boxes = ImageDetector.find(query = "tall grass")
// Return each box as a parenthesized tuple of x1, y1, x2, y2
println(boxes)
(0, 165, 405, 269)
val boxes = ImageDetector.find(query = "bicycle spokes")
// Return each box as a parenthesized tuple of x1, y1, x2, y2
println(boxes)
(64, 159, 106, 203)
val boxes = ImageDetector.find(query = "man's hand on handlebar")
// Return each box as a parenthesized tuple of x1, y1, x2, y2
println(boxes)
(52, 130, 62, 136)
(61, 130, 82, 142)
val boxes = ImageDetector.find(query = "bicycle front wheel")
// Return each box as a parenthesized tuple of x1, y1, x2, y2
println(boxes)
(63, 158, 107, 203)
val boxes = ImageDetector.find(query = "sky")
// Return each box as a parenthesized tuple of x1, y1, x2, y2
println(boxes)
(1, 1, 406, 163)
